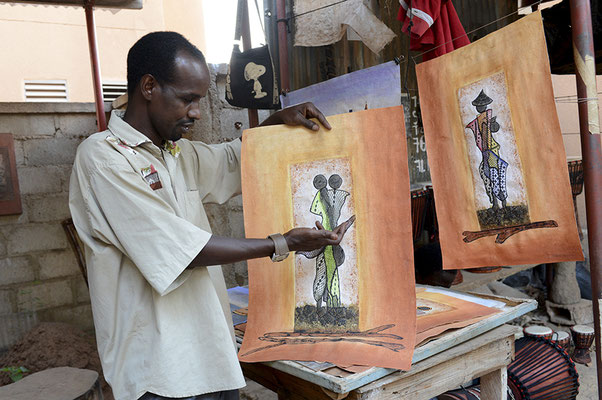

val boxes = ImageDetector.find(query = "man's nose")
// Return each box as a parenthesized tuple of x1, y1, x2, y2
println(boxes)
(188, 101, 201, 120)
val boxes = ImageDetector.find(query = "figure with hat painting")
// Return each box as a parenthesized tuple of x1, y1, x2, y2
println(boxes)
(466, 90, 508, 210)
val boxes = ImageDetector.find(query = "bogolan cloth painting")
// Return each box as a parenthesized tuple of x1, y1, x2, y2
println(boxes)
(239, 107, 416, 370)
(416, 12, 583, 269)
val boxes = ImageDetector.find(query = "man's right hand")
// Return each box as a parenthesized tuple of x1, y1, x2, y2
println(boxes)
(284, 215, 355, 252)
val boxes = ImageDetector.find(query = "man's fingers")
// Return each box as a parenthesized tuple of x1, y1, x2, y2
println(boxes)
(315, 220, 325, 230)
(313, 109, 331, 130)
(296, 112, 319, 131)
(306, 103, 332, 130)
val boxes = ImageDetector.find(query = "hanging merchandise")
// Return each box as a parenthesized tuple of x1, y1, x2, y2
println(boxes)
(294, 0, 396, 54)
(280, 61, 401, 116)
(398, 0, 470, 61)
(225, 0, 280, 109)
(416, 12, 583, 270)
(225, 44, 280, 109)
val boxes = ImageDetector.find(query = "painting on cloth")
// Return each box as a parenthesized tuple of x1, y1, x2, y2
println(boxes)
(416, 12, 583, 269)
(415, 287, 503, 345)
(239, 107, 416, 370)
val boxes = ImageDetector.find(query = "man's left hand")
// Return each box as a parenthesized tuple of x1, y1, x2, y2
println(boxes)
(259, 102, 332, 131)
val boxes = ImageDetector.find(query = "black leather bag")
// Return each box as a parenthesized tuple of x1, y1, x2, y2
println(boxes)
(225, 44, 281, 109)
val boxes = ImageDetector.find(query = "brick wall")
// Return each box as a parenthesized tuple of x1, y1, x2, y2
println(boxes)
(0, 64, 267, 351)
(0, 102, 98, 351)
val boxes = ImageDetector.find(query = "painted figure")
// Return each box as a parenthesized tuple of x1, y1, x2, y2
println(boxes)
(244, 62, 267, 99)
(300, 174, 350, 312)
(466, 90, 508, 209)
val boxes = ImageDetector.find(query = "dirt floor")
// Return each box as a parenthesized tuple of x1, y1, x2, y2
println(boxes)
(0, 322, 114, 400)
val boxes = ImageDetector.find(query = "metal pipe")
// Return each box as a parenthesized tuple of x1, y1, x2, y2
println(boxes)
(240, 0, 259, 128)
(84, 0, 107, 131)
(569, 0, 602, 395)
(276, 0, 290, 92)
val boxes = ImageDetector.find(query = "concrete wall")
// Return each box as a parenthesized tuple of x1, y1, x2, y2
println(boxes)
(0, 102, 99, 351)
(551, 74, 602, 235)
(0, 64, 262, 351)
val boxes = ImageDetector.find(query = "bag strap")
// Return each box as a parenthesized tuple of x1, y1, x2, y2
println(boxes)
(234, 0, 267, 44)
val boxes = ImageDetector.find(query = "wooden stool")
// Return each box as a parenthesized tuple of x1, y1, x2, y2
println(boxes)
(0, 367, 102, 400)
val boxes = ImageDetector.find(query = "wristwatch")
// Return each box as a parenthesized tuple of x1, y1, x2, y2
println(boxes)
(268, 233, 290, 262)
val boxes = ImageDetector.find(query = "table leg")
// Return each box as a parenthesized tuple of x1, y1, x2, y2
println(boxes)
(480, 367, 507, 400)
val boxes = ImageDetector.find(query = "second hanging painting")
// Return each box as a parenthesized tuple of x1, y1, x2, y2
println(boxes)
(416, 12, 583, 269)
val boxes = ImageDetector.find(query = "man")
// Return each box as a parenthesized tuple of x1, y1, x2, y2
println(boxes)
(69, 32, 352, 400)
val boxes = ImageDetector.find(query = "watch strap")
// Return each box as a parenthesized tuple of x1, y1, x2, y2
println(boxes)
(268, 233, 289, 262)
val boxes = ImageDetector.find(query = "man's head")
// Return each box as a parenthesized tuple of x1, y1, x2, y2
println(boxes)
(126, 32, 210, 145)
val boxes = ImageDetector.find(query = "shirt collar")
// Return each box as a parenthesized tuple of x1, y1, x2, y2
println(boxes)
(107, 110, 181, 158)
(107, 110, 152, 147)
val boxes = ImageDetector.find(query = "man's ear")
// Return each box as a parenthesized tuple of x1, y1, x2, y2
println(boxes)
(140, 74, 157, 101)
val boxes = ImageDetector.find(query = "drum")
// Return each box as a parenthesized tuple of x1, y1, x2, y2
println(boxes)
(523, 325, 553, 341)
(552, 331, 571, 351)
(571, 325, 595, 364)
(508, 336, 579, 400)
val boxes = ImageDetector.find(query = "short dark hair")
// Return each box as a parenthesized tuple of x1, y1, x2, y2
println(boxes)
(126, 31, 206, 96)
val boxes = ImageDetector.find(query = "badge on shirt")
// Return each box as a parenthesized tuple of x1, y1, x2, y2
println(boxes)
(141, 164, 163, 190)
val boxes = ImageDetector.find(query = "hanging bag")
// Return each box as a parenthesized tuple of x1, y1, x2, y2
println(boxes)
(225, 0, 280, 109)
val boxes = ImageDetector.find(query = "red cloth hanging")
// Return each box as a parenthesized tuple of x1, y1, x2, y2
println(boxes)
(397, 0, 470, 61)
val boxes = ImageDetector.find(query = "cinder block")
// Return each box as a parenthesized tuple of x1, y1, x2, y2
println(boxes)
(218, 109, 251, 141)
(0, 209, 28, 227)
(38, 304, 94, 331)
(16, 280, 72, 312)
(7, 223, 68, 255)
(0, 256, 35, 285)
(0, 237, 6, 257)
(28, 193, 70, 222)
(0, 289, 14, 315)
(17, 165, 63, 195)
(59, 165, 74, 192)
(0, 114, 57, 138)
(0, 312, 39, 352)
(23, 138, 82, 166)
(38, 250, 79, 280)
(13, 140, 25, 165)
(56, 114, 99, 138)
(546, 299, 594, 325)
(234, 261, 248, 287)
(227, 194, 243, 209)
(74, 277, 90, 303)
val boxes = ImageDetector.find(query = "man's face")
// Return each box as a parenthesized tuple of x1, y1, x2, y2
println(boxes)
(148, 52, 210, 143)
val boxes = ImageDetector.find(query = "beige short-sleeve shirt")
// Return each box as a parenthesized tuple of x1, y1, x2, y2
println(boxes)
(69, 111, 245, 400)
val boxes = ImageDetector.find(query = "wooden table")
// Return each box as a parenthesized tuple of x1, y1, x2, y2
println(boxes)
(230, 289, 535, 400)
(242, 324, 518, 400)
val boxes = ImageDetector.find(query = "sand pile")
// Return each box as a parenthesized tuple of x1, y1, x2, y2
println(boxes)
(0, 322, 113, 399)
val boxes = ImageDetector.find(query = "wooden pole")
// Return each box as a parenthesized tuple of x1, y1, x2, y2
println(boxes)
(84, 0, 107, 131)
(569, 0, 602, 395)
(240, 0, 259, 128)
